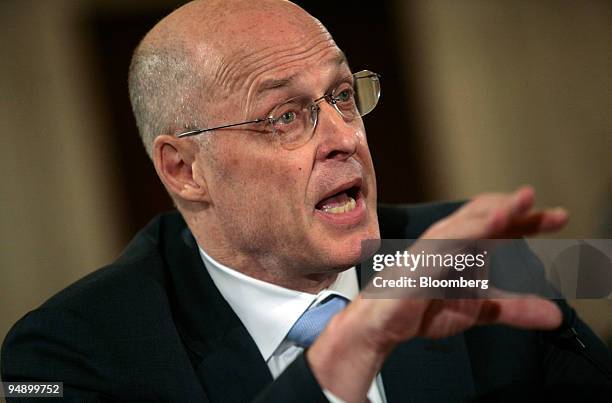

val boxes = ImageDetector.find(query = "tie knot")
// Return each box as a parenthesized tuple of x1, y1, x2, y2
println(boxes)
(285, 294, 349, 348)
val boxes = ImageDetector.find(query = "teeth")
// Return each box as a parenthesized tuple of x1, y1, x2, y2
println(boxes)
(323, 197, 357, 214)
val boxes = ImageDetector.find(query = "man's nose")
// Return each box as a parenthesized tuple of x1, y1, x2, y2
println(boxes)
(314, 100, 360, 161)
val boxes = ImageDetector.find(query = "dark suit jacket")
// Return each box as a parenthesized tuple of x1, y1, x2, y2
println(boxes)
(2, 203, 611, 402)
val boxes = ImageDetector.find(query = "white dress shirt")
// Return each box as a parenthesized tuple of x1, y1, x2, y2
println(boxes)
(199, 247, 387, 403)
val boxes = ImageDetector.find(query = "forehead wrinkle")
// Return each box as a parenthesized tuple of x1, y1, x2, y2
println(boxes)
(220, 30, 334, 93)
(219, 25, 333, 85)
(253, 50, 346, 97)
(241, 43, 344, 118)
(243, 39, 335, 91)
(212, 43, 277, 96)
(256, 74, 298, 95)
(248, 45, 345, 98)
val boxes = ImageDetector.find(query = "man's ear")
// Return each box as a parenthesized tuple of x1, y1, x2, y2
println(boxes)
(152, 134, 210, 203)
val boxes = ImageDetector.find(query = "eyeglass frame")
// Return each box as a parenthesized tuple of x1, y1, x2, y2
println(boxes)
(175, 70, 381, 142)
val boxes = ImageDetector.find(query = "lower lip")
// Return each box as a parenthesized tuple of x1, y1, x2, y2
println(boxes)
(314, 192, 367, 227)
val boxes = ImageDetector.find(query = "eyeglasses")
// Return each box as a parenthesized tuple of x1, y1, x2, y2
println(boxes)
(176, 70, 381, 150)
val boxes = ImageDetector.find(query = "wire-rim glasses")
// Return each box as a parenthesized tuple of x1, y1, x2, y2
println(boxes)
(176, 69, 381, 150)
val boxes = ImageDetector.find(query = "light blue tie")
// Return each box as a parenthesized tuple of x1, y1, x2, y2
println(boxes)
(286, 295, 349, 348)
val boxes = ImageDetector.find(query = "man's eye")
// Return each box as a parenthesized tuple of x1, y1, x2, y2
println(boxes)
(336, 88, 353, 102)
(278, 111, 297, 124)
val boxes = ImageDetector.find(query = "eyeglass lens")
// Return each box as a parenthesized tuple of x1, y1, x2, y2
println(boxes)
(270, 70, 381, 149)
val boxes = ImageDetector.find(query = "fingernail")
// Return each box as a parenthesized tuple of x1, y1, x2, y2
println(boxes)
(552, 207, 569, 216)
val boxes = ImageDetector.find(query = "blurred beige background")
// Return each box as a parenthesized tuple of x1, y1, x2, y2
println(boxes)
(1, 0, 611, 386)
(396, 0, 612, 343)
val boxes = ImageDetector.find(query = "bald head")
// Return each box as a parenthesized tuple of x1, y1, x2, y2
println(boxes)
(128, 0, 379, 285)
(128, 0, 332, 156)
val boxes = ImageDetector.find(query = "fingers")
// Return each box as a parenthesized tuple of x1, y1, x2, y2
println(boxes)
(492, 186, 569, 237)
(418, 299, 484, 338)
(485, 185, 535, 234)
(509, 185, 535, 215)
(424, 185, 568, 239)
(502, 208, 569, 237)
(477, 297, 562, 330)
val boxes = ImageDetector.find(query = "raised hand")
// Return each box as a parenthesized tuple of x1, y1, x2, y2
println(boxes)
(308, 186, 569, 403)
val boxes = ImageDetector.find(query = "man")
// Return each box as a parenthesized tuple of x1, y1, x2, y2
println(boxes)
(2, 0, 611, 402)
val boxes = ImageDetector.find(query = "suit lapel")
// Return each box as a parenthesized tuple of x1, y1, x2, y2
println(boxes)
(162, 217, 272, 403)
(376, 202, 476, 402)
(381, 335, 475, 403)
(359, 260, 476, 402)
(193, 319, 273, 403)
(156, 202, 473, 402)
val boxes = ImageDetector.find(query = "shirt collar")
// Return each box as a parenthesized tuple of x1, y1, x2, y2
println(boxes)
(199, 246, 358, 361)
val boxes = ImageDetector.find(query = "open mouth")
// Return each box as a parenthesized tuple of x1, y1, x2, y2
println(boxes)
(315, 183, 362, 215)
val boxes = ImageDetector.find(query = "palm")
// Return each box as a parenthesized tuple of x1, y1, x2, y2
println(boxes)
(364, 186, 568, 344)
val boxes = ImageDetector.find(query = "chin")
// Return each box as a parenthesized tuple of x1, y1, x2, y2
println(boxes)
(312, 224, 380, 271)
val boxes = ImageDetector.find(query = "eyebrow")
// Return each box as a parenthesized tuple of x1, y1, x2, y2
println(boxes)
(255, 52, 348, 96)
